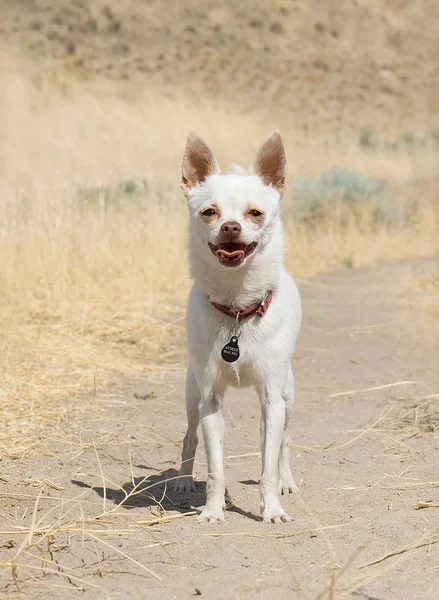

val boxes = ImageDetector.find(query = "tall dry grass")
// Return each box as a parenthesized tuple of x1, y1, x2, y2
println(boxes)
(0, 66, 438, 456)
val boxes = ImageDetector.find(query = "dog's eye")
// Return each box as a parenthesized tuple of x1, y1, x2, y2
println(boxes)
(201, 208, 216, 217)
(249, 209, 263, 217)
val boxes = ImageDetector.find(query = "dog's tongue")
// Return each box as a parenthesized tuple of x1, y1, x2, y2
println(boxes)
(216, 249, 245, 259)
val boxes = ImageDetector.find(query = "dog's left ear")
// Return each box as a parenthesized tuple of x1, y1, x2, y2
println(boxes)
(181, 131, 221, 197)
(252, 131, 287, 196)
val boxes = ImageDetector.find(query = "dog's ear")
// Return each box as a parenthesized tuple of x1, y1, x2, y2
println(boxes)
(252, 131, 287, 195)
(181, 131, 221, 197)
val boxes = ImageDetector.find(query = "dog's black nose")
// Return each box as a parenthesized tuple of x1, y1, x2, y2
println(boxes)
(221, 221, 241, 235)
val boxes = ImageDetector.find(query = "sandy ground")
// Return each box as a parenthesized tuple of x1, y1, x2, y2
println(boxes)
(1, 258, 438, 599)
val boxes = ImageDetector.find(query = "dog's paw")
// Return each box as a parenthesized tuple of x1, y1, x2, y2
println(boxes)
(197, 506, 225, 524)
(278, 476, 299, 495)
(262, 506, 292, 524)
(173, 476, 196, 493)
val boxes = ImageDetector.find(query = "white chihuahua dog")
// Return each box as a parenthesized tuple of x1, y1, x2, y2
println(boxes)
(175, 131, 302, 523)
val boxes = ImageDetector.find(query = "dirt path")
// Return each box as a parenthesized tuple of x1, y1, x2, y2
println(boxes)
(1, 259, 438, 599)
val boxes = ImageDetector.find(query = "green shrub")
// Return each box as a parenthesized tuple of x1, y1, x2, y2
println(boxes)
(78, 179, 148, 209)
(292, 167, 398, 227)
(359, 127, 375, 149)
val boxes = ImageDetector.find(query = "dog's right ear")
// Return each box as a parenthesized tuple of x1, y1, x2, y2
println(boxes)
(251, 130, 287, 196)
(181, 131, 221, 197)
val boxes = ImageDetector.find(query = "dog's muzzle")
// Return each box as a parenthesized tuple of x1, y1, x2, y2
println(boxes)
(208, 241, 258, 266)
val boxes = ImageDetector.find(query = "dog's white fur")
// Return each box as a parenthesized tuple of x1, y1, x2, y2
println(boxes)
(175, 131, 302, 523)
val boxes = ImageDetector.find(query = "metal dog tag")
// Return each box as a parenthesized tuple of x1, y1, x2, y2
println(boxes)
(221, 336, 240, 362)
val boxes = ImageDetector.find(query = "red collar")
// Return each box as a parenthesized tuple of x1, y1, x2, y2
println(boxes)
(210, 290, 273, 322)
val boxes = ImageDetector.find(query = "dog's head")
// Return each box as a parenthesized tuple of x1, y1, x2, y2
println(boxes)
(181, 131, 286, 269)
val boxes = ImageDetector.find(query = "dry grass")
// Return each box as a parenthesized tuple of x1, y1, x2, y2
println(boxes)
(0, 63, 438, 459)
(409, 269, 439, 321)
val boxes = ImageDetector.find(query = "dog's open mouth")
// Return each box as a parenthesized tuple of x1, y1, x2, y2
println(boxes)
(208, 241, 258, 266)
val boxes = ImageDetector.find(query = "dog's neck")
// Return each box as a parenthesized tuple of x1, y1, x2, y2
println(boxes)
(189, 223, 284, 308)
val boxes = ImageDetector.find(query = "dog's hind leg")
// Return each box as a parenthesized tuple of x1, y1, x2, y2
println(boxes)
(259, 379, 291, 523)
(174, 365, 200, 492)
(278, 366, 299, 495)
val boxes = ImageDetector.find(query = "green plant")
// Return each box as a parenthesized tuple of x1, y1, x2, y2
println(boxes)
(291, 167, 398, 228)
(359, 127, 375, 149)
(78, 179, 148, 209)
(384, 141, 399, 152)
(401, 131, 416, 146)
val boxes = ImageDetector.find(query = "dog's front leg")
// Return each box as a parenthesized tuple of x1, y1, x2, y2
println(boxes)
(197, 391, 226, 523)
(175, 365, 200, 492)
(259, 385, 291, 523)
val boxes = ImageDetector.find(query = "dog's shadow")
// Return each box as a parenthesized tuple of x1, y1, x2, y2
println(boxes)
(72, 468, 260, 521)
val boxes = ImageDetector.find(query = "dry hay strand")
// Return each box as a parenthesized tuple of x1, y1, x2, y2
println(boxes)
(356, 534, 439, 570)
(0, 454, 197, 593)
(203, 523, 351, 539)
(327, 533, 439, 600)
(384, 394, 439, 436)
(136, 512, 197, 526)
(319, 390, 439, 460)
(329, 380, 418, 398)
(314, 529, 439, 599)
(416, 501, 439, 510)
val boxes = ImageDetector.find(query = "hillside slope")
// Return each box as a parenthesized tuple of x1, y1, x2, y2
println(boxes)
(1, 0, 438, 135)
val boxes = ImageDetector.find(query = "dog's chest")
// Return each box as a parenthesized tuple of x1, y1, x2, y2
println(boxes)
(217, 327, 267, 387)
(220, 358, 255, 388)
